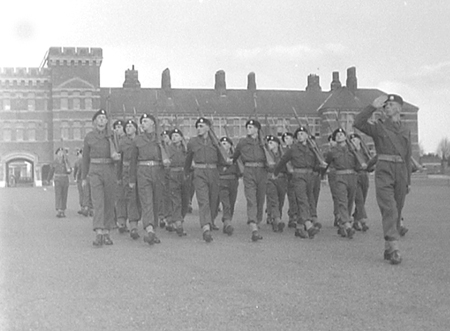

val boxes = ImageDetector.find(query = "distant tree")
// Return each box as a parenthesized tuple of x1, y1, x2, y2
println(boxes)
(437, 137, 450, 173)
(418, 141, 425, 157)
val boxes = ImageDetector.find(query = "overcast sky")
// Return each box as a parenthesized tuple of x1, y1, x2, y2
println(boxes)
(1, 0, 449, 153)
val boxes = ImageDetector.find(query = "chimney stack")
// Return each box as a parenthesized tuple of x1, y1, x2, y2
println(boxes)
(161, 68, 171, 95)
(306, 74, 321, 92)
(215, 70, 226, 95)
(346, 67, 357, 91)
(247, 72, 256, 91)
(123, 65, 141, 89)
(330, 71, 342, 91)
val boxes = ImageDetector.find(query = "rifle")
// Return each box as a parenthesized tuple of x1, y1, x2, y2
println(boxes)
(194, 98, 230, 163)
(105, 115, 120, 161)
(291, 107, 327, 168)
(252, 94, 276, 167)
(154, 91, 170, 165)
(223, 121, 245, 173)
(352, 132, 376, 172)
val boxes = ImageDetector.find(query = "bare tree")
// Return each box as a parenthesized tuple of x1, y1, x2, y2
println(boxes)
(437, 137, 450, 173)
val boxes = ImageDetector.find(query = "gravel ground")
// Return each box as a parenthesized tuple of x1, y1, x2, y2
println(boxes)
(0, 177, 449, 331)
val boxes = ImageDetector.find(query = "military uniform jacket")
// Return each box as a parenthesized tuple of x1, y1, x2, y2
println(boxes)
(167, 143, 187, 168)
(48, 158, 70, 182)
(232, 136, 266, 164)
(274, 142, 317, 176)
(354, 105, 412, 183)
(117, 135, 136, 180)
(325, 144, 357, 170)
(82, 129, 112, 180)
(219, 150, 239, 178)
(130, 132, 162, 183)
(73, 158, 83, 182)
(184, 135, 221, 173)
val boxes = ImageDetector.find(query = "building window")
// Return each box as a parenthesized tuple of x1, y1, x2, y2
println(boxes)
(16, 123, 24, 141)
(61, 122, 69, 140)
(44, 123, 48, 141)
(73, 91, 80, 110)
(73, 121, 81, 140)
(27, 123, 36, 141)
(60, 92, 68, 110)
(3, 123, 11, 141)
(28, 93, 36, 111)
(3, 98, 11, 111)
(85, 98, 92, 110)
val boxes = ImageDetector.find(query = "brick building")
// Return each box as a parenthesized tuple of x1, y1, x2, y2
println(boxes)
(0, 47, 419, 187)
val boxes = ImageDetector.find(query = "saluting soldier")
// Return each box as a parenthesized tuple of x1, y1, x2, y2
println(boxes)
(82, 109, 121, 246)
(218, 136, 239, 236)
(130, 113, 166, 246)
(117, 119, 141, 239)
(349, 133, 370, 232)
(184, 117, 222, 243)
(231, 119, 267, 242)
(281, 132, 297, 228)
(354, 94, 412, 265)
(274, 126, 320, 239)
(48, 147, 72, 218)
(325, 128, 358, 240)
(166, 129, 189, 236)
(266, 135, 287, 233)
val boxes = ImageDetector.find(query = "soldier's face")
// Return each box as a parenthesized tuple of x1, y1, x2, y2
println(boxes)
(125, 123, 136, 136)
(162, 134, 170, 143)
(351, 137, 361, 148)
(284, 135, 293, 146)
(114, 124, 124, 135)
(221, 140, 231, 152)
(246, 125, 258, 136)
(196, 123, 209, 136)
(383, 101, 401, 117)
(141, 118, 155, 132)
(335, 132, 346, 143)
(268, 140, 278, 151)
(296, 131, 308, 143)
(95, 115, 107, 129)
(171, 133, 182, 143)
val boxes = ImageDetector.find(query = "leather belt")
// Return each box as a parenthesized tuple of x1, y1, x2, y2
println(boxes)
(194, 163, 217, 169)
(292, 168, 313, 174)
(245, 162, 265, 167)
(335, 169, 356, 175)
(54, 173, 68, 177)
(378, 154, 404, 163)
(170, 167, 184, 172)
(138, 160, 162, 166)
(220, 174, 237, 180)
(90, 158, 113, 164)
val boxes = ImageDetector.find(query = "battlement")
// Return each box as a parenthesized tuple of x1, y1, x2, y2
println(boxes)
(0, 67, 51, 78)
(47, 47, 103, 67)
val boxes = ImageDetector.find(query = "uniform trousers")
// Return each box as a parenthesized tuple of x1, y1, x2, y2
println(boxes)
(117, 165, 141, 223)
(334, 173, 357, 225)
(266, 175, 287, 220)
(192, 168, 219, 228)
(375, 161, 408, 242)
(243, 167, 267, 224)
(353, 171, 369, 221)
(327, 171, 340, 220)
(291, 172, 313, 224)
(89, 163, 116, 231)
(286, 175, 298, 221)
(309, 171, 321, 220)
(168, 170, 190, 224)
(137, 165, 163, 230)
(54, 176, 69, 211)
(219, 177, 239, 222)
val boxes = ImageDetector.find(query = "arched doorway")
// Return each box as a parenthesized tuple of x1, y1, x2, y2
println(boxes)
(6, 158, 34, 187)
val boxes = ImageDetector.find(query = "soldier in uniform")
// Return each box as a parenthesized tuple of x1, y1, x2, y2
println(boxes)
(266, 135, 287, 232)
(326, 134, 340, 227)
(274, 127, 320, 239)
(232, 119, 267, 242)
(82, 109, 121, 246)
(325, 128, 358, 240)
(130, 113, 166, 245)
(281, 132, 297, 228)
(113, 120, 126, 231)
(309, 135, 322, 229)
(354, 94, 412, 265)
(166, 129, 189, 236)
(159, 130, 172, 228)
(117, 119, 141, 239)
(218, 136, 239, 236)
(349, 133, 370, 232)
(73, 149, 85, 215)
(184, 117, 222, 243)
(48, 147, 72, 218)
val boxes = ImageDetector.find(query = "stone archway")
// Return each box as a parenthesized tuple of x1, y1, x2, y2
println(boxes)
(1, 152, 40, 188)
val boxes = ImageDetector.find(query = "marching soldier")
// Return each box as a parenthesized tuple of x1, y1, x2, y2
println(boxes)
(130, 113, 166, 246)
(117, 119, 141, 239)
(73, 149, 85, 215)
(82, 109, 120, 246)
(48, 147, 72, 218)
(184, 117, 222, 243)
(113, 120, 126, 230)
(166, 129, 189, 236)
(159, 130, 172, 228)
(326, 134, 340, 227)
(281, 132, 298, 228)
(354, 94, 412, 265)
(232, 119, 267, 242)
(274, 126, 320, 239)
(349, 133, 370, 232)
(325, 128, 358, 240)
(266, 135, 287, 232)
(309, 135, 322, 229)
(218, 136, 239, 236)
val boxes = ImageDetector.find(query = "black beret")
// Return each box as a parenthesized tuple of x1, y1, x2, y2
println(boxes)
(327, 134, 335, 142)
(281, 132, 293, 142)
(195, 117, 211, 128)
(266, 135, 280, 144)
(386, 94, 403, 106)
(245, 119, 261, 130)
(170, 128, 183, 138)
(113, 120, 124, 129)
(332, 127, 346, 140)
(220, 136, 233, 145)
(140, 113, 156, 124)
(294, 126, 308, 137)
(124, 119, 138, 131)
(92, 109, 107, 121)
(161, 130, 170, 136)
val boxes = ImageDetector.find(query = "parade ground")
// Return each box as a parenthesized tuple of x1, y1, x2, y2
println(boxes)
(1, 176, 449, 331)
